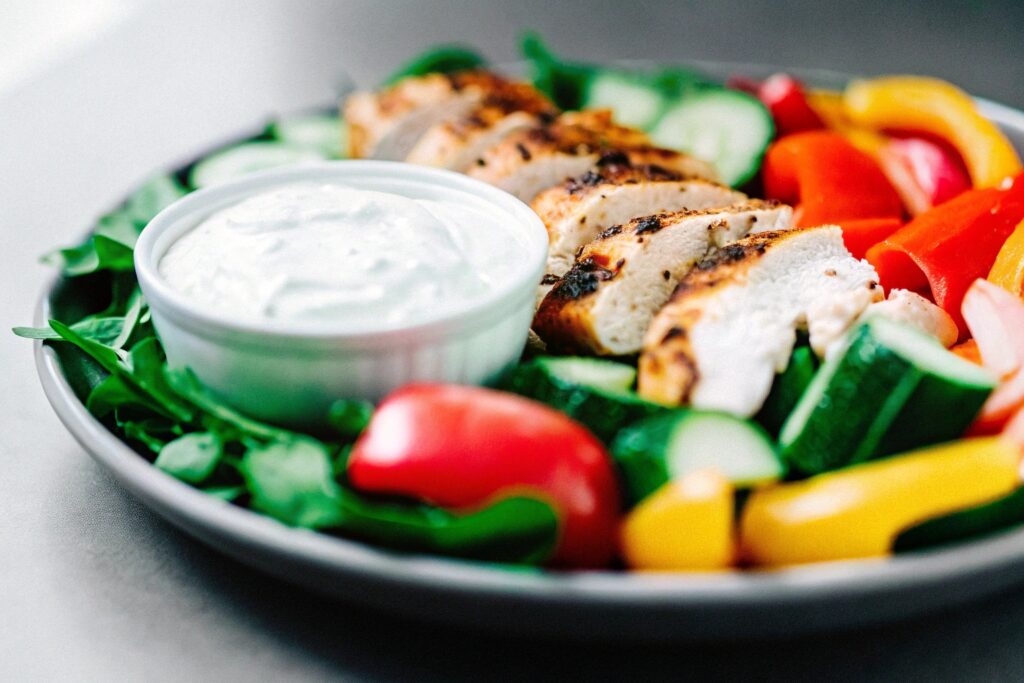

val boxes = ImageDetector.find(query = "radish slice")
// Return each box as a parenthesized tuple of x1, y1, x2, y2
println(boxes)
(962, 279, 1024, 378)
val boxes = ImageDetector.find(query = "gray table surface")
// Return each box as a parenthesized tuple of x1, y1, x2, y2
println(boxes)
(4, 1, 1024, 680)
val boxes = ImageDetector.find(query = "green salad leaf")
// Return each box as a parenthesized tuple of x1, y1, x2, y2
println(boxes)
(155, 432, 223, 484)
(384, 45, 486, 85)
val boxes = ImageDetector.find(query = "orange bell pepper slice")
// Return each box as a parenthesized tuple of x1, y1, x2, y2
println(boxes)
(763, 131, 903, 227)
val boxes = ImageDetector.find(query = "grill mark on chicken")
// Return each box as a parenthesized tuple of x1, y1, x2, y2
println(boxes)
(634, 215, 663, 235)
(551, 257, 617, 300)
(515, 142, 532, 161)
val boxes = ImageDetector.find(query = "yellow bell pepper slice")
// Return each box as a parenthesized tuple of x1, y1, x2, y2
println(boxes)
(740, 437, 1020, 567)
(620, 470, 734, 571)
(988, 219, 1024, 297)
(844, 76, 1022, 188)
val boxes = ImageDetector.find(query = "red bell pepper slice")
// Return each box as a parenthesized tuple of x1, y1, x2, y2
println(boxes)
(867, 173, 1024, 332)
(837, 217, 903, 260)
(763, 131, 903, 227)
(346, 384, 620, 568)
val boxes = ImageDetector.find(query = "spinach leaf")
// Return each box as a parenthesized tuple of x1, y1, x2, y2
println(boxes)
(241, 438, 345, 528)
(384, 45, 486, 85)
(155, 432, 223, 483)
(165, 367, 291, 441)
(119, 417, 183, 453)
(203, 485, 246, 502)
(520, 32, 596, 109)
(337, 494, 558, 565)
(42, 233, 135, 276)
(327, 398, 374, 439)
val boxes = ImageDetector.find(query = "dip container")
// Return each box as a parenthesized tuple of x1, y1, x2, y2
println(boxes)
(134, 161, 548, 426)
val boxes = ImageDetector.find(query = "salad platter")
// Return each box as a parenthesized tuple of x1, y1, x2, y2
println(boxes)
(22, 37, 1024, 639)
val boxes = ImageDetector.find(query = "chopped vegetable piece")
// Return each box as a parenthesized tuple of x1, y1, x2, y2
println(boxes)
(895, 487, 1024, 552)
(495, 357, 664, 443)
(844, 76, 1022, 188)
(620, 470, 734, 571)
(755, 73, 824, 138)
(780, 317, 996, 475)
(866, 173, 1024, 331)
(741, 437, 1020, 566)
(583, 71, 669, 130)
(188, 142, 325, 188)
(762, 131, 902, 227)
(346, 384, 620, 568)
(876, 137, 971, 215)
(836, 217, 903, 260)
(962, 279, 1024, 433)
(755, 346, 817, 436)
(612, 411, 781, 505)
(383, 45, 485, 85)
(650, 88, 773, 187)
(952, 339, 983, 364)
(269, 113, 347, 158)
(988, 219, 1024, 297)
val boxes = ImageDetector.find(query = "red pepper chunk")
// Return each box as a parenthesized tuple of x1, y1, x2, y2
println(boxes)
(346, 384, 620, 568)
(836, 217, 904, 260)
(763, 131, 903, 227)
(867, 174, 1024, 332)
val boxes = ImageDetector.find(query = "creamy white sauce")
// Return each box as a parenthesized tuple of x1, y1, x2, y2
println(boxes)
(159, 182, 522, 326)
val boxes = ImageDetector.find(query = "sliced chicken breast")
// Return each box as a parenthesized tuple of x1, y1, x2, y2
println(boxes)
(533, 200, 793, 356)
(533, 162, 747, 287)
(860, 289, 959, 349)
(639, 226, 882, 416)
(344, 71, 550, 161)
(466, 110, 718, 202)
(405, 83, 557, 169)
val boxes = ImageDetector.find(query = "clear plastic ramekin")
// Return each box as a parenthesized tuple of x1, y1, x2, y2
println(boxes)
(134, 161, 548, 427)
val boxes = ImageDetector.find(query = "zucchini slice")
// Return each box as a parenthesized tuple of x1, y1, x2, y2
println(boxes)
(612, 411, 781, 505)
(189, 142, 325, 189)
(780, 316, 997, 476)
(495, 356, 663, 443)
(649, 88, 773, 187)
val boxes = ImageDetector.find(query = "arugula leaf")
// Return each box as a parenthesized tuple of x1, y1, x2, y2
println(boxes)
(42, 233, 135, 277)
(155, 432, 223, 483)
(120, 417, 182, 453)
(241, 438, 344, 528)
(14, 316, 121, 344)
(327, 399, 374, 439)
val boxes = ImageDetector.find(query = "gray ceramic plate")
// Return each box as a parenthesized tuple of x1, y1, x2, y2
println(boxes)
(32, 62, 1024, 641)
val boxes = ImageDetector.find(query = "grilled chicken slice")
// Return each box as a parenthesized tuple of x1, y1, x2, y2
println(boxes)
(533, 200, 793, 356)
(639, 226, 882, 416)
(344, 71, 551, 161)
(466, 110, 717, 202)
(405, 84, 557, 170)
(533, 162, 746, 290)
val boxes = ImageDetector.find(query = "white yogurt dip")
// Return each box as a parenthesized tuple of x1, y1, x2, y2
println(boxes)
(159, 182, 523, 326)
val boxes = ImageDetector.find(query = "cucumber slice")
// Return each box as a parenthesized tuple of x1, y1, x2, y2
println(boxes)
(495, 357, 662, 443)
(780, 317, 997, 476)
(583, 72, 669, 130)
(755, 346, 817, 437)
(894, 487, 1024, 552)
(269, 114, 346, 158)
(612, 411, 782, 505)
(649, 88, 773, 187)
(189, 142, 326, 189)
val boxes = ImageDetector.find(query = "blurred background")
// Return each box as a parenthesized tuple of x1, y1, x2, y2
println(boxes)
(4, 2, 1024, 679)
